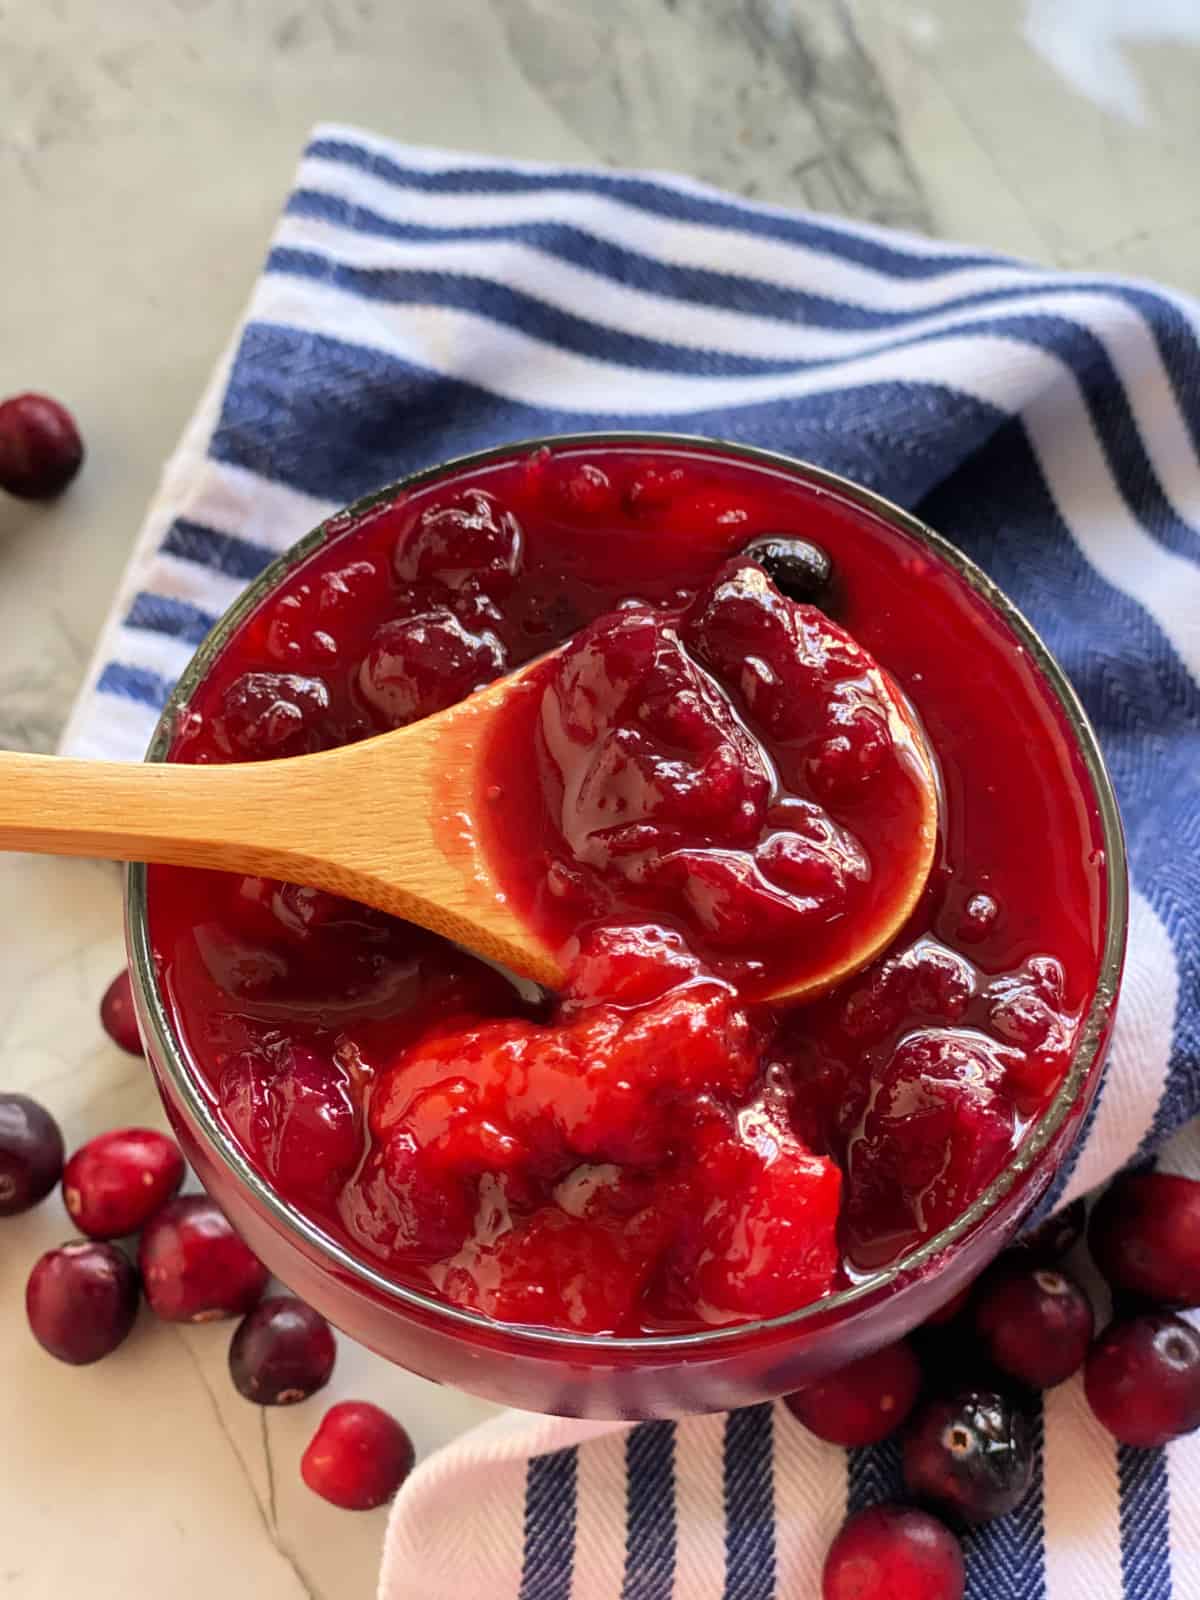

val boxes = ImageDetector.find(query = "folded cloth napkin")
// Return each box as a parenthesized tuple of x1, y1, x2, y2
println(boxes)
(63, 124, 1200, 1599)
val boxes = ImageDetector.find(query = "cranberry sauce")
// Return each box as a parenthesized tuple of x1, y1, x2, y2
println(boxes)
(148, 443, 1106, 1336)
(480, 562, 934, 997)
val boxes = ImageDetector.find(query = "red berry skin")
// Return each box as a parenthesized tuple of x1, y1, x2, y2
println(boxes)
(26, 1240, 139, 1364)
(903, 1392, 1034, 1524)
(301, 1400, 415, 1510)
(923, 1284, 973, 1328)
(100, 970, 144, 1057)
(973, 1262, 1094, 1389)
(1089, 1173, 1200, 1307)
(229, 1296, 336, 1405)
(1016, 1197, 1087, 1262)
(822, 1505, 964, 1600)
(138, 1194, 269, 1322)
(0, 1093, 64, 1215)
(63, 1127, 185, 1239)
(785, 1339, 922, 1446)
(0, 393, 84, 499)
(1085, 1313, 1200, 1448)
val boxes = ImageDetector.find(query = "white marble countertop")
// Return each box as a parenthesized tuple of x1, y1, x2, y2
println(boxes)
(2, 2, 1198, 1594)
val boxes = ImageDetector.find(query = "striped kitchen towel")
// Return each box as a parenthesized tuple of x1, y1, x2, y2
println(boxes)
(62, 124, 1200, 1598)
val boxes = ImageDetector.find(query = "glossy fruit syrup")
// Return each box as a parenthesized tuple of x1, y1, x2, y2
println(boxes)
(148, 443, 1107, 1335)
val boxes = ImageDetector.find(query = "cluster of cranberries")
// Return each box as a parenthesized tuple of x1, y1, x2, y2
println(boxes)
(802, 1181, 1200, 1599)
(1, 968, 415, 1514)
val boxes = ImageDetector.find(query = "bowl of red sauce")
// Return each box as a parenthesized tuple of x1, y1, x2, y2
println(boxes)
(127, 434, 1126, 1418)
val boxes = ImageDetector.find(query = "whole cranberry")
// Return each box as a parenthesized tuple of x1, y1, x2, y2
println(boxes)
(0, 1093, 64, 1215)
(1089, 1172, 1200, 1307)
(229, 1296, 336, 1405)
(1015, 1197, 1087, 1262)
(903, 1391, 1033, 1523)
(822, 1505, 964, 1600)
(923, 1284, 973, 1328)
(26, 1240, 139, 1364)
(0, 393, 84, 499)
(785, 1338, 921, 1446)
(63, 1127, 185, 1239)
(972, 1261, 1094, 1388)
(100, 969, 144, 1057)
(139, 1194, 268, 1322)
(741, 534, 834, 604)
(301, 1400, 415, 1510)
(1085, 1312, 1200, 1447)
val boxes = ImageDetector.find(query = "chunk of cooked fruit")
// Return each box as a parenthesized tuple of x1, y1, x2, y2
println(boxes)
(844, 1029, 1017, 1268)
(357, 609, 506, 727)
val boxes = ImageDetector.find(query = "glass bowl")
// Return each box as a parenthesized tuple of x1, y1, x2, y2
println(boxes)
(126, 433, 1127, 1419)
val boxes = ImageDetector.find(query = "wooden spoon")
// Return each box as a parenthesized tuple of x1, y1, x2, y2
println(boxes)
(0, 658, 938, 1001)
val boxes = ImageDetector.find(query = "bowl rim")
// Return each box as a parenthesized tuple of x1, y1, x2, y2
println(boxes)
(126, 430, 1129, 1354)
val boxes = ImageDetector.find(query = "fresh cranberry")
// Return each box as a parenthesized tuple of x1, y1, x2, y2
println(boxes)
(0, 393, 84, 499)
(972, 1260, 1093, 1388)
(229, 1295, 336, 1405)
(740, 534, 833, 604)
(1085, 1312, 1200, 1447)
(100, 968, 143, 1057)
(0, 1093, 64, 1215)
(785, 1338, 921, 1445)
(62, 1127, 185, 1239)
(1089, 1172, 1200, 1307)
(139, 1195, 269, 1322)
(1016, 1196, 1086, 1261)
(822, 1505, 964, 1600)
(923, 1284, 973, 1328)
(903, 1391, 1034, 1523)
(26, 1241, 139, 1364)
(301, 1400, 415, 1510)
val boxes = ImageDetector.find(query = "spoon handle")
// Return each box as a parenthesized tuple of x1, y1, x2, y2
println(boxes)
(0, 741, 564, 989)
(0, 749, 312, 875)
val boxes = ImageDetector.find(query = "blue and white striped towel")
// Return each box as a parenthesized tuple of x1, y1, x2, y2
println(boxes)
(63, 124, 1200, 1598)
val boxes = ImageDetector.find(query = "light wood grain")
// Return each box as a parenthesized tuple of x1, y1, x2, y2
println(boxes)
(0, 661, 938, 1001)
(0, 663, 563, 988)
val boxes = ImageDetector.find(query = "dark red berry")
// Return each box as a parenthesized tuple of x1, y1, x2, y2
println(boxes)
(63, 1127, 185, 1239)
(0, 1093, 64, 1215)
(1085, 1312, 1200, 1447)
(100, 969, 144, 1057)
(903, 1391, 1034, 1523)
(26, 1240, 139, 1364)
(955, 892, 998, 943)
(0, 393, 84, 499)
(301, 1400, 415, 1510)
(741, 534, 833, 603)
(1089, 1172, 1200, 1307)
(822, 1505, 964, 1600)
(1016, 1197, 1086, 1262)
(923, 1284, 973, 1328)
(973, 1261, 1094, 1388)
(138, 1194, 268, 1322)
(229, 1296, 336, 1405)
(785, 1338, 921, 1446)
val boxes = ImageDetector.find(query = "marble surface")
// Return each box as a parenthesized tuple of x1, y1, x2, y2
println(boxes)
(2, 1, 1198, 1595)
